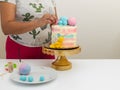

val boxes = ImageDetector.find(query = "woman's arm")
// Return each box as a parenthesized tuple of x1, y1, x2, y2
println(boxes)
(0, 2, 56, 35)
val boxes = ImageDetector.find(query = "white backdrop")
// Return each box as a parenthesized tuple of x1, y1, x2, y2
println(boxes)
(0, 15, 6, 58)
(0, 0, 120, 58)
(55, 0, 120, 59)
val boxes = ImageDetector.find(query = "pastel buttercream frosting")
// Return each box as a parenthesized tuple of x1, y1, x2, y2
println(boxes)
(51, 16, 77, 48)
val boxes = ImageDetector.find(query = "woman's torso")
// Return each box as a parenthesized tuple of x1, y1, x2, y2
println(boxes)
(9, 0, 55, 47)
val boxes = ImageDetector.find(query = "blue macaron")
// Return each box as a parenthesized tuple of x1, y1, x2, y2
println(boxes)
(28, 76, 34, 82)
(39, 76, 45, 81)
(20, 75, 27, 81)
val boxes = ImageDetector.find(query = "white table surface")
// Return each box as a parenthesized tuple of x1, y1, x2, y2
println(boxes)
(0, 59, 120, 90)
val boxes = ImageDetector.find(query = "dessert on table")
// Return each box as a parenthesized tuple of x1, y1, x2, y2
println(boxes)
(50, 16, 77, 49)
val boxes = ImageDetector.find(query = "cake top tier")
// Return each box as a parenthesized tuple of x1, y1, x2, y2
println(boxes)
(57, 16, 76, 26)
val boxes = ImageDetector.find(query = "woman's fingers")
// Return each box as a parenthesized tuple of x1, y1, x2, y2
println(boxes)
(45, 19, 52, 24)
(41, 14, 57, 24)
(49, 15, 57, 24)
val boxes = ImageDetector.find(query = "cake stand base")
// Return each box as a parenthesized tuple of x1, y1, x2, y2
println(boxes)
(42, 46, 81, 71)
(51, 56, 72, 71)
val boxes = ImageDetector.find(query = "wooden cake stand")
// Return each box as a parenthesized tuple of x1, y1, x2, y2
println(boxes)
(42, 46, 81, 71)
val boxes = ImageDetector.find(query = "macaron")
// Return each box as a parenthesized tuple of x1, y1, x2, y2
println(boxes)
(39, 76, 45, 81)
(20, 75, 27, 81)
(28, 76, 34, 82)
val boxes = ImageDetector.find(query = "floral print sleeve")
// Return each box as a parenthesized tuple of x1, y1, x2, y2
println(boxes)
(0, 0, 16, 5)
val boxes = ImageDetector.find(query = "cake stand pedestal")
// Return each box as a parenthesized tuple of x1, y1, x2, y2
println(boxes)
(42, 46, 81, 71)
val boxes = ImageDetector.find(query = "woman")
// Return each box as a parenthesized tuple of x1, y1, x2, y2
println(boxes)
(0, 0, 57, 59)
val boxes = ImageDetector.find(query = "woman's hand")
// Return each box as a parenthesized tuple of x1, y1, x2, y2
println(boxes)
(36, 13, 57, 27)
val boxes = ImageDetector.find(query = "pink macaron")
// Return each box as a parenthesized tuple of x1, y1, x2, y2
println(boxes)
(68, 17, 76, 26)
